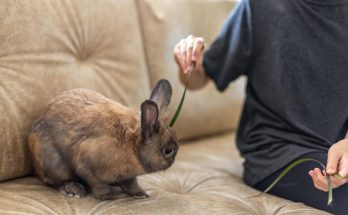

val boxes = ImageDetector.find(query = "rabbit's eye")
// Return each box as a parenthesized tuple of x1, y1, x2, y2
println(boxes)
(162, 146, 176, 158)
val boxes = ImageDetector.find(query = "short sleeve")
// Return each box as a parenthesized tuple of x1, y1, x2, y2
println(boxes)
(203, 0, 253, 91)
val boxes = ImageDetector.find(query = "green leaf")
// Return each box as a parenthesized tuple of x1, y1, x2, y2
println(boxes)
(333, 173, 348, 180)
(169, 64, 194, 127)
(169, 81, 189, 127)
(263, 158, 334, 206)
(327, 176, 332, 206)
(170, 45, 205, 127)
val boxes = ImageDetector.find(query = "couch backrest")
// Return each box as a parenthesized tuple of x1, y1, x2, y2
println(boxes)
(0, 0, 150, 181)
(137, 0, 244, 140)
(0, 0, 243, 182)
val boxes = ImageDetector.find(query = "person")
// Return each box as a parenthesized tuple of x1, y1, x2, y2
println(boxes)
(173, 0, 348, 213)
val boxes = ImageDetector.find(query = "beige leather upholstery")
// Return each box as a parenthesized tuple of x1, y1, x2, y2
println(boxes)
(0, 133, 329, 215)
(0, 0, 150, 181)
(138, 0, 246, 140)
(0, 0, 329, 214)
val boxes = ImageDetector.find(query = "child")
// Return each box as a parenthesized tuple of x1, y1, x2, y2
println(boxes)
(173, 0, 348, 213)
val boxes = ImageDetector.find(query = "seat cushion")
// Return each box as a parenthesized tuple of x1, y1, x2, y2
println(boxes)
(0, 0, 150, 181)
(0, 132, 329, 214)
(137, 0, 246, 140)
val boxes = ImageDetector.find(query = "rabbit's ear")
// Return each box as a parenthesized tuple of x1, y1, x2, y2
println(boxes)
(141, 100, 159, 138)
(150, 79, 172, 111)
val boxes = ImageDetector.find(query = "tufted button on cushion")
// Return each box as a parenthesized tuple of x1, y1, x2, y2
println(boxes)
(0, 0, 150, 181)
(0, 132, 330, 215)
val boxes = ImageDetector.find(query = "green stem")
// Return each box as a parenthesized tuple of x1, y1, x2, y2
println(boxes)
(263, 158, 336, 205)
(169, 64, 194, 127)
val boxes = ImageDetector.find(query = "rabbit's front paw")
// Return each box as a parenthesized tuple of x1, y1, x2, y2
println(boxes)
(93, 185, 117, 201)
(119, 177, 148, 198)
(133, 191, 149, 199)
(59, 181, 87, 198)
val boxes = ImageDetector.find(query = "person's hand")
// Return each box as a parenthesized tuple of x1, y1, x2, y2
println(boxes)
(308, 168, 346, 192)
(308, 139, 348, 191)
(173, 35, 205, 74)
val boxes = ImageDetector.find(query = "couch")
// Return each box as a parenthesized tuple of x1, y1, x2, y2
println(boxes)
(0, 0, 329, 214)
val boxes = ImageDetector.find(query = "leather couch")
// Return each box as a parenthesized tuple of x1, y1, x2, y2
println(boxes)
(0, 0, 329, 214)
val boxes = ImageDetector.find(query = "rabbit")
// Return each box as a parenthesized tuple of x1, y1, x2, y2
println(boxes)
(28, 79, 178, 200)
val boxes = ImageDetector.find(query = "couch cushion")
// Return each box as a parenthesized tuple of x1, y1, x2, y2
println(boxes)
(0, 132, 329, 214)
(0, 0, 150, 181)
(137, 0, 246, 140)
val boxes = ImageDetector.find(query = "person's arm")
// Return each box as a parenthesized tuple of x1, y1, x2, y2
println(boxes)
(173, 35, 209, 90)
(174, 0, 253, 92)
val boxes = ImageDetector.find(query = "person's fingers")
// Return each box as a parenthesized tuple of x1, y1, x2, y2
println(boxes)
(338, 155, 348, 178)
(173, 43, 184, 71)
(192, 37, 205, 62)
(173, 35, 205, 74)
(315, 168, 328, 191)
(179, 39, 188, 73)
(322, 169, 347, 189)
(322, 169, 337, 188)
(186, 35, 195, 73)
(309, 170, 324, 191)
(326, 146, 341, 175)
(309, 169, 322, 191)
(309, 168, 328, 192)
(331, 177, 346, 189)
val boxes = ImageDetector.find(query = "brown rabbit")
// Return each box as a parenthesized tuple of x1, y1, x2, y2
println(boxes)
(28, 79, 178, 200)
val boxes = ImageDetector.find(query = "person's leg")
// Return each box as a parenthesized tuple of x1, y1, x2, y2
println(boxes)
(253, 152, 348, 214)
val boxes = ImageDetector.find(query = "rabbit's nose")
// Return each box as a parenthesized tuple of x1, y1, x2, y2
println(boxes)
(162, 146, 176, 158)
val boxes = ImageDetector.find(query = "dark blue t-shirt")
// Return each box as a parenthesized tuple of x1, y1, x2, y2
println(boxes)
(204, 0, 348, 185)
